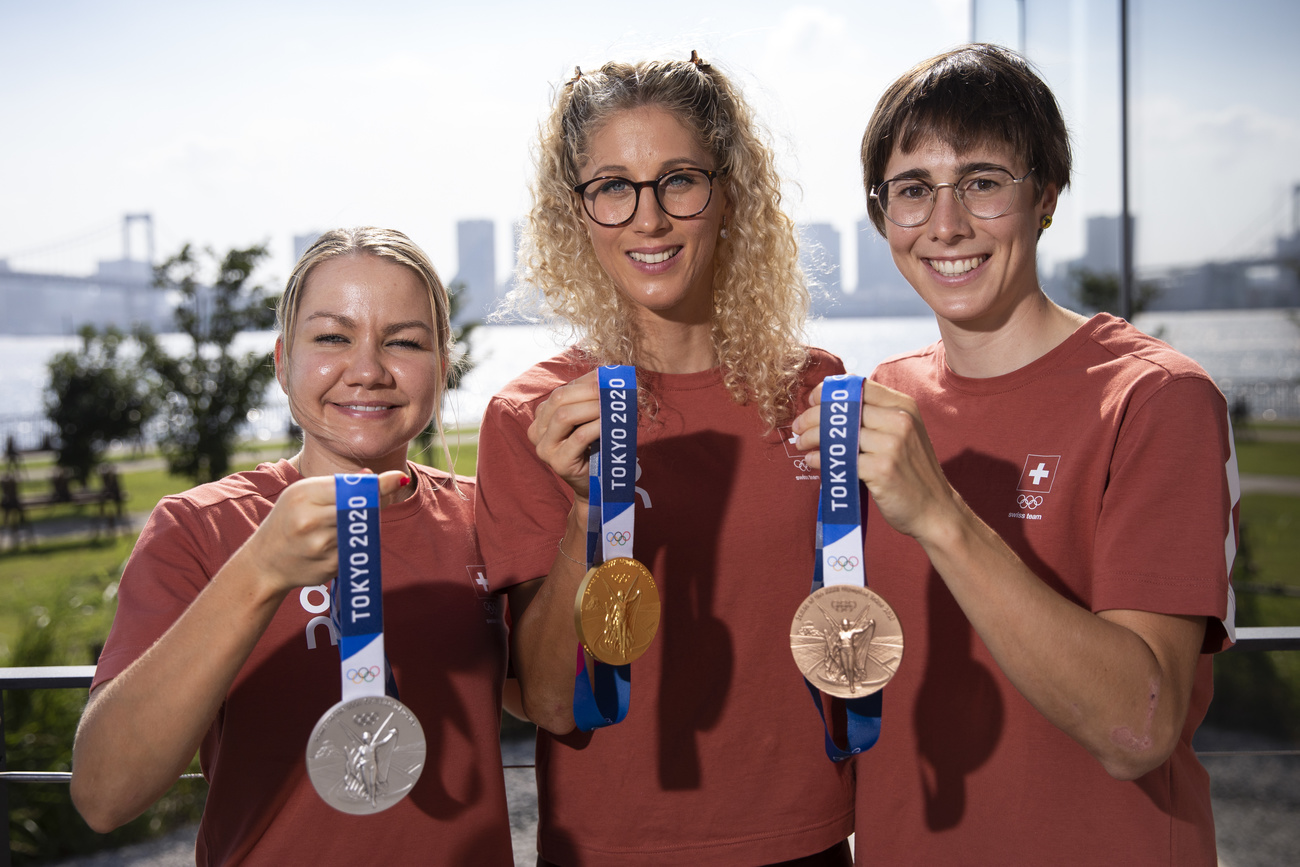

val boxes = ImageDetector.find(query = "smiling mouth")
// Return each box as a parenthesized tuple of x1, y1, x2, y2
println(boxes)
(338, 404, 394, 412)
(927, 256, 988, 277)
(628, 247, 682, 265)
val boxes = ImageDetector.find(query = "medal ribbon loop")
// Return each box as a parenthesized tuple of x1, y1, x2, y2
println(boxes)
(333, 474, 390, 702)
(807, 374, 883, 761)
(572, 365, 638, 731)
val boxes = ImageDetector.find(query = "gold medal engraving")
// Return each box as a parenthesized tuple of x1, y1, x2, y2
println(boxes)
(790, 584, 903, 698)
(574, 557, 660, 665)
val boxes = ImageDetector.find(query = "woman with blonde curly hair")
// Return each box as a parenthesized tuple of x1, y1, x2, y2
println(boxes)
(477, 53, 852, 866)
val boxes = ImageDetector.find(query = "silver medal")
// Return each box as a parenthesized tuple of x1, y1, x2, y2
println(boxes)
(306, 694, 426, 814)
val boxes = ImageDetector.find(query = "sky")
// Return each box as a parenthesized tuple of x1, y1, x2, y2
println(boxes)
(1, 0, 1296, 292)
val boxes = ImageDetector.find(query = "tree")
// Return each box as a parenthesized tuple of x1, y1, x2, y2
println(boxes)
(136, 243, 278, 483)
(1070, 267, 1161, 317)
(43, 326, 153, 486)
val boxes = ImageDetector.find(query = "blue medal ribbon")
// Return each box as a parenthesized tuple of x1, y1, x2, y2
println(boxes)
(331, 474, 397, 701)
(572, 365, 637, 731)
(805, 374, 883, 761)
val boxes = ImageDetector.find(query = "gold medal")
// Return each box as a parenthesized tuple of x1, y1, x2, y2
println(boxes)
(790, 584, 903, 698)
(574, 557, 660, 665)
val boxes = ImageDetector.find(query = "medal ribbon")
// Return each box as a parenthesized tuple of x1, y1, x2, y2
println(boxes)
(572, 365, 637, 731)
(332, 474, 396, 702)
(806, 374, 883, 761)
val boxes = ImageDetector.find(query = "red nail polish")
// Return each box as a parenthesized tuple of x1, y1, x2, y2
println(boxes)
(400, 475, 411, 487)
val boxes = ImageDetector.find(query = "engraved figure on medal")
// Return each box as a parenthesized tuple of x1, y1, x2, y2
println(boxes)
(307, 695, 426, 814)
(790, 585, 903, 698)
(575, 558, 660, 665)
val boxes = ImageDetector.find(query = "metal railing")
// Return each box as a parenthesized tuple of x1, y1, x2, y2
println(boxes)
(3, 628, 1300, 866)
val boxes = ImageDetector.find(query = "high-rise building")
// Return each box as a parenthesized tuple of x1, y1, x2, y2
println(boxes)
(454, 219, 496, 323)
(855, 216, 927, 315)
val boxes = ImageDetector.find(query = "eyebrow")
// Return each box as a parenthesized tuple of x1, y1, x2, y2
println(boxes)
(583, 157, 708, 181)
(302, 312, 434, 336)
(887, 161, 1013, 182)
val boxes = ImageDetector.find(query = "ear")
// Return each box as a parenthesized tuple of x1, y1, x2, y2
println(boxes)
(1036, 181, 1060, 222)
(273, 336, 289, 395)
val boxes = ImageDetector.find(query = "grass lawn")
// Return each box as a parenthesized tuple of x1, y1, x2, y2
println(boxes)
(1235, 438, 1300, 477)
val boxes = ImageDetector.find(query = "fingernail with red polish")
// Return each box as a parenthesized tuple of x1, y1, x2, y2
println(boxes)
(400, 475, 411, 487)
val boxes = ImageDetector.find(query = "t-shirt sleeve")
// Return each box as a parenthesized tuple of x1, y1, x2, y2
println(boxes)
(1092, 375, 1237, 652)
(475, 396, 577, 593)
(92, 500, 216, 690)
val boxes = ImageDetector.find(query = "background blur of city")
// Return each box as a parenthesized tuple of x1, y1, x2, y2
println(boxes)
(1, 0, 1297, 335)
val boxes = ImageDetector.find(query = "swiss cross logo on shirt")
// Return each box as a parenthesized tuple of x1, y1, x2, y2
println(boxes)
(1017, 455, 1060, 493)
(466, 565, 491, 597)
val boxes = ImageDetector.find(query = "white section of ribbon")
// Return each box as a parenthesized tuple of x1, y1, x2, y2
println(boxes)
(340, 634, 387, 702)
(601, 504, 635, 563)
(822, 526, 864, 588)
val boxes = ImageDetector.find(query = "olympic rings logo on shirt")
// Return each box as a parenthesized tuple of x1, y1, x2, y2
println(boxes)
(1017, 494, 1044, 510)
(347, 666, 381, 684)
(793, 459, 810, 472)
(826, 555, 860, 572)
(606, 531, 632, 546)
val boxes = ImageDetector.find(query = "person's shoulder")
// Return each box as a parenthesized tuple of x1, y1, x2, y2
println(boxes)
(156, 460, 293, 515)
(870, 341, 942, 385)
(804, 345, 846, 377)
(487, 347, 593, 414)
(409, 462, 475, 496)
(1085, 314, 1213, 382)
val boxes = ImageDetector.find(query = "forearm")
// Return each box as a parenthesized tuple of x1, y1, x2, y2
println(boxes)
(71, 545, 286, 830)
(917, 497, 1202, 779)
(510, 502, 591, 734)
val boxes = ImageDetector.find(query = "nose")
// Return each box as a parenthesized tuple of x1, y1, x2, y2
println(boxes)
(927, 183, 972, 243)
(630, 185, 672, 233)
(345, 339, 395, 388)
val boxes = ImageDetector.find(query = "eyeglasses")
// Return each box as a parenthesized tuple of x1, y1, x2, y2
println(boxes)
(573, 168, 721, 227)
(869, 167, 1035, 228)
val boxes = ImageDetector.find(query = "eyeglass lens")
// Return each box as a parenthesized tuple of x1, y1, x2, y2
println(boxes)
(581, 169, 714, 226)
(879, 169, 1022, 227)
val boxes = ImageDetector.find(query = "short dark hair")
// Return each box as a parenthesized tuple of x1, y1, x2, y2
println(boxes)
(860, 43, 1071, 236)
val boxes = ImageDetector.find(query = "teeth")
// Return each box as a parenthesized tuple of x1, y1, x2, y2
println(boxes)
(927, 256, 986, 276)
(342, 405, 389, 412)
(629, 248, 680, 264)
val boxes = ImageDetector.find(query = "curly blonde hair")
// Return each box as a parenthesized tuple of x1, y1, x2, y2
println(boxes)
(503, 53, 809, 429)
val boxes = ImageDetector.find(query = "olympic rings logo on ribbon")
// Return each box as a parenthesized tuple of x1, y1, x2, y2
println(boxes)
(826, 555, 860, 572)
(1017, 494, 1044, 510)
(606, 530, 631, 546)
(346, 666, 381, 684)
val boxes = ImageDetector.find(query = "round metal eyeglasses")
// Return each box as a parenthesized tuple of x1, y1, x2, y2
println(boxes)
(869, 167, 1035, 228)
(574, 168, 721, 227)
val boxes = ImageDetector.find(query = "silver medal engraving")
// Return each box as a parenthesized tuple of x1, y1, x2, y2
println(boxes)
(306, 694, 425, 814)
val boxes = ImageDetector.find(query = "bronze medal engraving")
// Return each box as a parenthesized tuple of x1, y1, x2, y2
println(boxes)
(790, 584, 903, 698)
(574, 557, 660, 665)
(306, 694, 426, 814)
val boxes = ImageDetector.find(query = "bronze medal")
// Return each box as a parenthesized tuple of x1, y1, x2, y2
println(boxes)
(574, 557, 660, 665)
(790, 584, 903, 699)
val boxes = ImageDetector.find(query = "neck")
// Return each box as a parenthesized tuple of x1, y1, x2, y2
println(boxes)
(635, 317, 717, 374)
(291, 444, 414, 499)
(938, 293, 1088, 378)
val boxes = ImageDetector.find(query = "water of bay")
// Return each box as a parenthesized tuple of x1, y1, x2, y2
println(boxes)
(1, 309, 1296, 449)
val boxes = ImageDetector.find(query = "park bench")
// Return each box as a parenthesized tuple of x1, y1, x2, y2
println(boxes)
(1, 467, 128, 536)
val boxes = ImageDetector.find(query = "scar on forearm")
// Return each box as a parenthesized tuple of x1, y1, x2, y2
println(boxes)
(1110, 680, 1159, 752)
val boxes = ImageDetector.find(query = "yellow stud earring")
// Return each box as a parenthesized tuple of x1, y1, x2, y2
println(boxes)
(1040, 215, 1053, 230)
